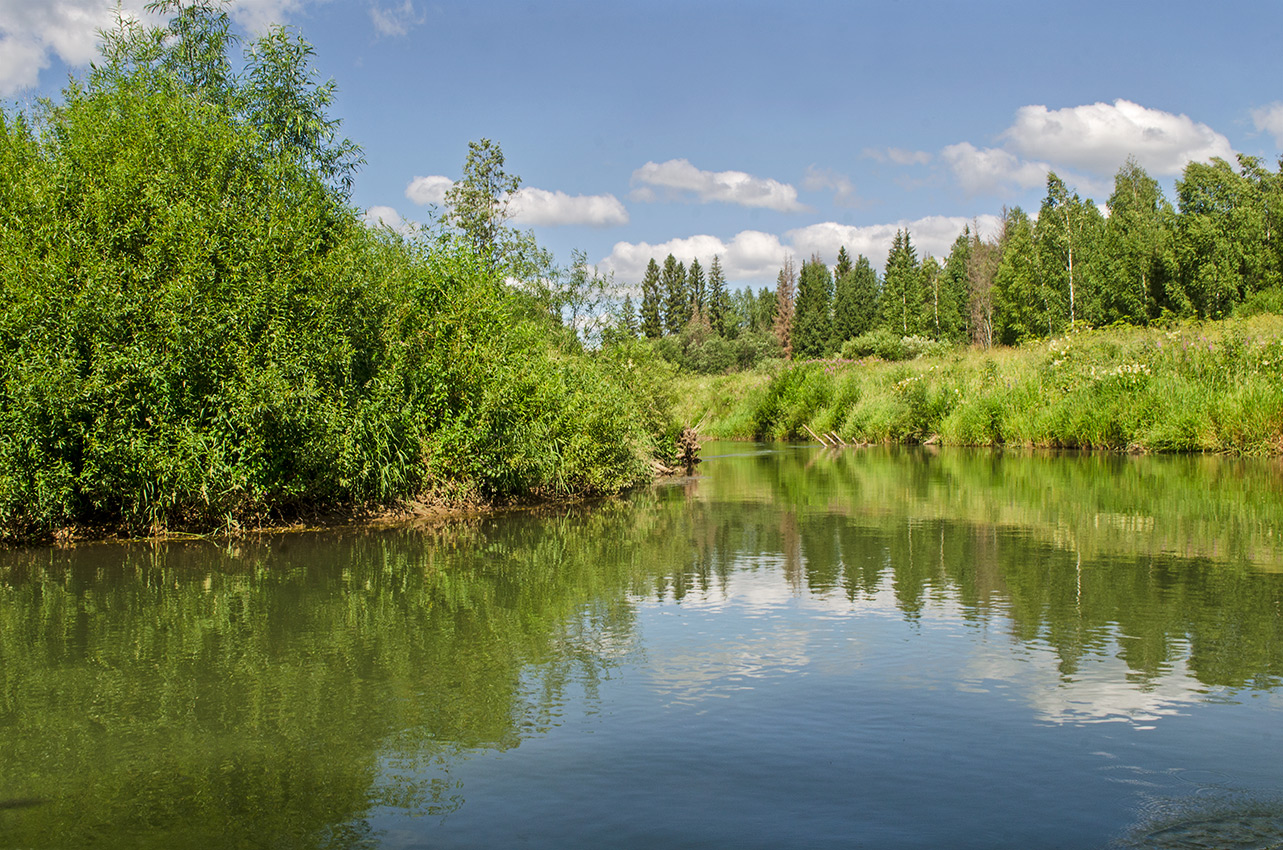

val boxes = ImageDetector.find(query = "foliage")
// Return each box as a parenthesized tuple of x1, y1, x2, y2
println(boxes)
(0, 7, 665, 541)
(792, 253, 834, 358)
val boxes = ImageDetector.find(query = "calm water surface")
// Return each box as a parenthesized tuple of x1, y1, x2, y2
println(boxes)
(2, 445, 1283, 849)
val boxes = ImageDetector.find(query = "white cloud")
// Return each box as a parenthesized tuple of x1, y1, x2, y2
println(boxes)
(369, 0, 424, 37)
(361, 204, 418, 235)
(508, 188, 628, 227)
(405, 174, 454, 206)
(788, 214, 1004, 270)
(599, 215, 1001, 284)
(802, 165, 861, 207)
(600, 230, 787, 284)
(1251, 102, 1283, 148)
(1002, 100, 1234, 177)
(225, 0, 309, 34)
(940, 142, 1052, 196)
(630, 158, 806, 212)
(405, 176, 628, 227)
(0, 0, 317, 94)
(863, 147, 932, 166)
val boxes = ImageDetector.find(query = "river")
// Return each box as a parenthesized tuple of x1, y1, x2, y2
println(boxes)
(2, 444, 1282, 848)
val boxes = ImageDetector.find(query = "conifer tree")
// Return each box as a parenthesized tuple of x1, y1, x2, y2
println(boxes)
(833, 253, 878, 343)
(834, 246, 853, 281)
(640, 258, 663, 338)
(880, 229, 923, 335)
(620, 294, 639, 338)
(793, 253, 833, 358)
(661, 254, 688, 334)
(687, 258, 706, 321)
(708, 255, 729, 336)
(773, 256, 797, 358)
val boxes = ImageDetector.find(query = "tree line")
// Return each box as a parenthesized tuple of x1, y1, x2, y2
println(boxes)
(614, 154, 1283, 362)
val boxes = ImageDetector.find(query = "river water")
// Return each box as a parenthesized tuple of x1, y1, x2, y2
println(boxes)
(2, 444, 1282, 849)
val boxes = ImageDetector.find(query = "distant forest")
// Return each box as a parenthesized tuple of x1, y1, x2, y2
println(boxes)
(615, 156, 1283, 365)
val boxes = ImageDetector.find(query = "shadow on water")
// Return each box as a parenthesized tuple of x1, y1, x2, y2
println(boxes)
(1116, 793, 1283, 850)
(0, 445, 1280, 848)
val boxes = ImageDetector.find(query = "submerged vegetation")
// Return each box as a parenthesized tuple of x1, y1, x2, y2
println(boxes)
(675, 316, 1283, 456)
(0, 3, 675, 543)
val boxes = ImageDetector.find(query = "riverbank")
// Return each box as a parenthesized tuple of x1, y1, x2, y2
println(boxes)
(674, 315, 1283, 455)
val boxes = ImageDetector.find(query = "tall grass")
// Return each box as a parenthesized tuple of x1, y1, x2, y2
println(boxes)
(676, 317, 1283, 456)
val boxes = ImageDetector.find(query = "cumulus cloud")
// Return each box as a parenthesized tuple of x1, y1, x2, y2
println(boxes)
(863, 147, 932, 166)
(0, 0, 316, 94)
(1002, 100, 1234, 177)
(787, 214, 1004, 270)
(225, 0, 308, 34)
(405, 176, 627, 227)
(802, 166, 861, 207)
(369, 0, 424, 37)
(600, 231, 788, 284)
(599, 215, 1001, 284)
(361, 205, 418, 235)
(1251, 102, 1283, 148)
(940, 142, 1052, 196)
(0, 0, 143, 94)
(405, 174, 454, 206)
(508, 188, 628, 227)
(630, 158, 806, 212)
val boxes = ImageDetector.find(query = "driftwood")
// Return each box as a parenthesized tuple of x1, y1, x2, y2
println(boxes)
(677, 425, 701, 475)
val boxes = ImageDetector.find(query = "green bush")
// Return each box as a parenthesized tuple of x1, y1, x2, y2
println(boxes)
(840, 330, 953, 362)
(0, 12, 663, 541)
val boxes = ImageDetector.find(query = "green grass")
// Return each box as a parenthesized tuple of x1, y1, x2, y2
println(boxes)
(674, 316, 1283, 456)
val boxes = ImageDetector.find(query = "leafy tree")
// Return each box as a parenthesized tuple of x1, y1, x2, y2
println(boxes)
(793, 253, 833, 358)
(241, 24, 363, 196)
(937, 232, 972, 342)
(661, 254, 688, 333)
(1174, 155, 1280, 317)
(919, 256, 945, 338)
(1102, 158, 1176, 323)
(640, 258, 663, 338)
(966, 222, 1002, 348)
(833, 253, 879, 343)
(1036, 172, 1103, 330)
(445, 138, 521, 261)
(708, 255, 729, 336)
(773, 256, 797, 358)
(993, 208, 1043, 343)
(880, 229, 922, 335)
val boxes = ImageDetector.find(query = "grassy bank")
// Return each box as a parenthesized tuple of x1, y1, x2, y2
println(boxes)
(675, 315, 1283, 455)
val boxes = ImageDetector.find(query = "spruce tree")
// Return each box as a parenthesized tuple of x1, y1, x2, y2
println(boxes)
(661, 254, 687, 334)
(834, 246, 853, 281)
(687, 258, 706, 322)
(880, 229, 922, 335)
(773, 256, 797, 358)
(708, 255, 728, 336)
(833, 253, 878, 343)
(792, 253, 833, 358)
(640, 258, 663, 338)
(620, 294, 639, 338)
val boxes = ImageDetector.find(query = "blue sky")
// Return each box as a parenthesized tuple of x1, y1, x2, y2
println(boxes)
(5, 0, 1282, 288)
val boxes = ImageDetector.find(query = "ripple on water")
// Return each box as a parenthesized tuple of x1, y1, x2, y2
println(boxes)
(1119, 793, 1283, 850)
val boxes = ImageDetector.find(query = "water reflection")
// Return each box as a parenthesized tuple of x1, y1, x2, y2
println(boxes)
(0, 445, 1280, 848)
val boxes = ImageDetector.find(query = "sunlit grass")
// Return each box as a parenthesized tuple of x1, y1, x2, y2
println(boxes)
(674, 315, 1283, 455)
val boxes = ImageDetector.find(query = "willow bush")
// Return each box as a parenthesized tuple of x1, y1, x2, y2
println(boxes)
(0, 10, 658, 541)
